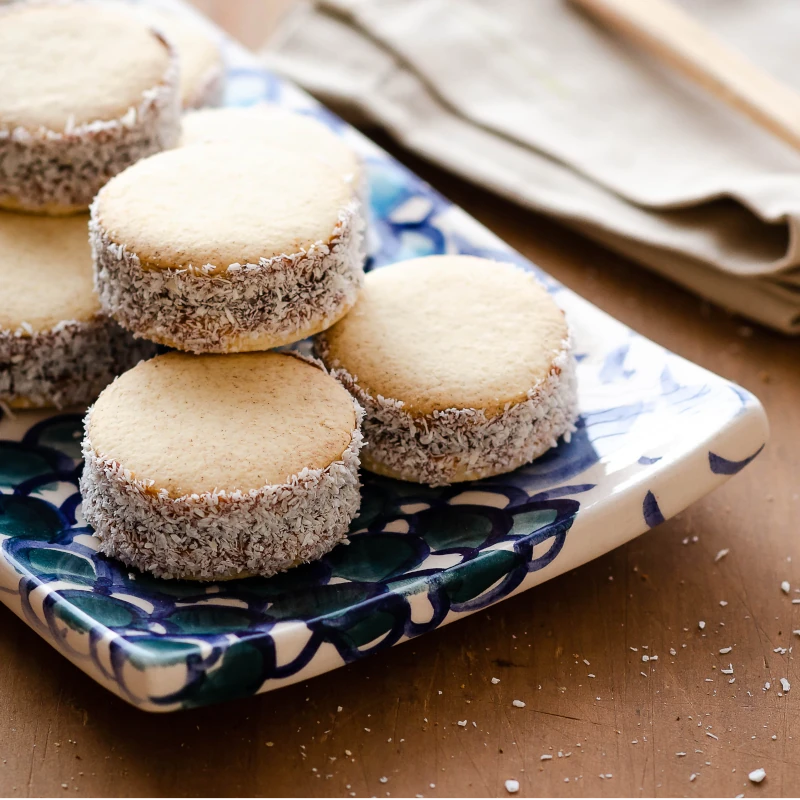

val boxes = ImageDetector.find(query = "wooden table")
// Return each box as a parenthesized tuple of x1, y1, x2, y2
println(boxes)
(2, 4, 799, 798)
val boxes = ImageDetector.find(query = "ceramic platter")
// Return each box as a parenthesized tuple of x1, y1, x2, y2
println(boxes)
(0, 1, 768, 711)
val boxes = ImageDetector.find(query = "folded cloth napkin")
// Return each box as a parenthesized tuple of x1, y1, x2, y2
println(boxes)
(264, 0, 800, 333)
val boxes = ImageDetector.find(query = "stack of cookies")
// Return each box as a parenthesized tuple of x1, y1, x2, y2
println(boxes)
(0, 1, 226, 408)
(0, 1, 179, 408)
(83, 105, 370, 580)
(2, 1, 579, 582)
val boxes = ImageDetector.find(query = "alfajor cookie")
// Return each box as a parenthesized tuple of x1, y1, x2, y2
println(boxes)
(0, 1, 180, 215)
(0, 212, 155, 408)
(80, 351, 364, 580)
(316, 255, 578, 486)
(143, 11, 224, 108)
(180, 105, 364, 202)
(91, 142, 366, 353)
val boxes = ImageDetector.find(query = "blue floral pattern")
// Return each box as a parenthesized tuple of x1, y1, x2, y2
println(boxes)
(0, 15, 768, 711)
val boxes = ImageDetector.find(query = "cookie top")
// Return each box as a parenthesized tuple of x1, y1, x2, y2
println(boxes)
(143, 11, 222, 107)
(180, 106, 360, 184)
(88, 352, 357, 496)
(0, 3, 171, 133)
(94, 143, 353, 272)
(0, 212, 98, 332)
(319, 256, 569, 416)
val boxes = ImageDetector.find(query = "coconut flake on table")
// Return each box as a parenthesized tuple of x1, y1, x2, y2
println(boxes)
(714, 548, 730, 562)
(504, 779, 520, 794)
(781, 581, 791, 593)
(749, 768, 766, 783)
(780, 678, 791, 692)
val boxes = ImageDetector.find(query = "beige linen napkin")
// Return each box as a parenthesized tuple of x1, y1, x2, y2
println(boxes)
(264, 0, 800, 333)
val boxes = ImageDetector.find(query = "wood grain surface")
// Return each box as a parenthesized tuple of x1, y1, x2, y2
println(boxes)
(1, 3, 799, 798)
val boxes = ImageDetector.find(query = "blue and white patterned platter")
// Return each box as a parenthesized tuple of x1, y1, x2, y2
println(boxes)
(0, 2, 768, 711)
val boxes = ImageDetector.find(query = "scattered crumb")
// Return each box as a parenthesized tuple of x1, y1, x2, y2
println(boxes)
(749, 768, 766, 784)
(491, 678, 500, 685)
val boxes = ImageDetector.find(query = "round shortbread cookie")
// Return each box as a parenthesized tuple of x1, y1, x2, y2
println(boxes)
(0, 212, 155, 408)
(316, 255, 578, 485)
(142, 11, 224, 108)
(0, 1, 180, 215)
(180, 106, 362, 196)
(80, 351, 364, 580)
(91, 142, 366, 353)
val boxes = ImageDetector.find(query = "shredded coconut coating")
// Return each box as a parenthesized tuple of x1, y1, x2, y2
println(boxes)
(316, 335, 578, 486)
(0, 30, 180, 214)
(0, 316, 157, 409)
(79, 400, 365, 581)
(90, 201, 366, 353)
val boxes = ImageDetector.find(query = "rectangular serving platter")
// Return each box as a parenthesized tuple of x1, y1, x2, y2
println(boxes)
(0, 0, 768, 711)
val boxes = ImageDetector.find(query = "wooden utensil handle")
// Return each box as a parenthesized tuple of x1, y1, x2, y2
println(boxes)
(570, 0, 800, 151)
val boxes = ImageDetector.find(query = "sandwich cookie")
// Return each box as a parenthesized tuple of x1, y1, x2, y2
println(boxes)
(143, 11, 224, 108)
(0, 2, 180, 215)
(0, 212, 155, 408)
(80, 351, 364, 580)
(180, 105, 365, 205)
(91, 143, 366, 353)
(316, 255, 578, 485)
